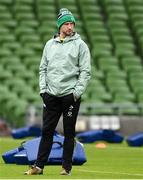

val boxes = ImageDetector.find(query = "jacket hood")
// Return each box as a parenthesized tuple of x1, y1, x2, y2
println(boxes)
(54, 32, 81, 43)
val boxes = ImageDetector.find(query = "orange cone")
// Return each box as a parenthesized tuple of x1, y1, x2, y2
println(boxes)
(95, 142, 107, 148)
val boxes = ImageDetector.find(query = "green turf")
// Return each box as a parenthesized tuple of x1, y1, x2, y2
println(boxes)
(1, 137, 143, 179)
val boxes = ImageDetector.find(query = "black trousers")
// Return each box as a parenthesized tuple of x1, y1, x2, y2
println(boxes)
(35, 93, 81, 171)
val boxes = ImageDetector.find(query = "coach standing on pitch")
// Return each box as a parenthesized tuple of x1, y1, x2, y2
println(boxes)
(25, 8, 91, 176)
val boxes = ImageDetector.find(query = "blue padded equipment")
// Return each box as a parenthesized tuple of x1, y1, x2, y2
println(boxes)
(76, 129, 124, 143)
(102, 130, 123, 143)
(2, 133, 86, 165)
(126, 132, 143, 147)
(2, 146, 24, 164)
(11, 125, 41, 138)
(14, 150, 28, 165)
(76, 130, 103, 143)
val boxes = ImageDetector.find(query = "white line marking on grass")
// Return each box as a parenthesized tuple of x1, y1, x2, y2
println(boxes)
(75, 169, 143, 177)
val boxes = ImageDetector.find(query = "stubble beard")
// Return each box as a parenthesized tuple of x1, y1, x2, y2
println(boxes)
(65, 29, 73, 36)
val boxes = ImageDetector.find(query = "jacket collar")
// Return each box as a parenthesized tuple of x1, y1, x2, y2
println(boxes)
(53, 32, 79, 43)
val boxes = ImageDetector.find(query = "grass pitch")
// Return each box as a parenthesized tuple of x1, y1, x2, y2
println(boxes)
(0, 137, 143, 179)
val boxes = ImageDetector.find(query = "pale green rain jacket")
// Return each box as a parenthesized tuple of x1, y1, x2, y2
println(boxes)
(39, 33, 91, 99)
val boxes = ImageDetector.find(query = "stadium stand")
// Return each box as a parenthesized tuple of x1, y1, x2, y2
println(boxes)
(0, 0, 143, 127)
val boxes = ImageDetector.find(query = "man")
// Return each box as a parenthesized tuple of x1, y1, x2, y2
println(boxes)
(25, 8, 91, 176)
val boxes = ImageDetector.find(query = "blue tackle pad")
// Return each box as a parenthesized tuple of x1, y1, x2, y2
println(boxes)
(11, 126, 41, 139)
(126, 132, 143, 146)
(76, 129, 124, 143)
(2, 133, 86, 165)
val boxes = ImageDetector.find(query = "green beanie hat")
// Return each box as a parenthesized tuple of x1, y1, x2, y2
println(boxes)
(57, 8, 76, 29)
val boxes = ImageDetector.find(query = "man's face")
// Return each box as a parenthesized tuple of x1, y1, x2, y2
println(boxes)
(60, 22, 75, 36)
